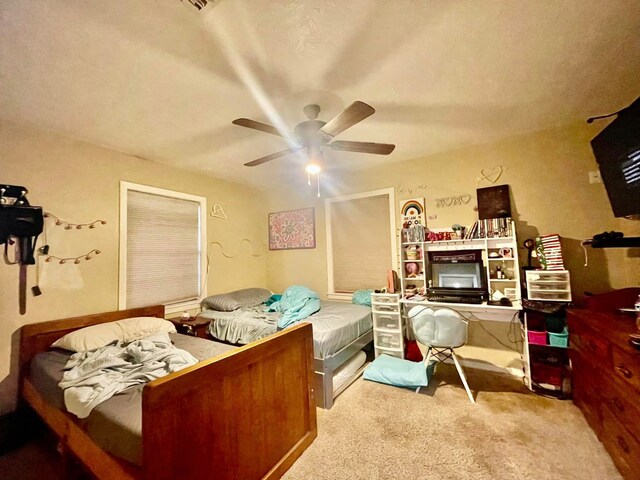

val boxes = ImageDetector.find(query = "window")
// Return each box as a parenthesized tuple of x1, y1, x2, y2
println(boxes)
(119, 182, 206, 314)
(325, 188, 397, 300)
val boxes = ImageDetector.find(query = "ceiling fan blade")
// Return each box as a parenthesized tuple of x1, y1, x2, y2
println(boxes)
(232, 118, 284, 137)
(329, 140, 395, 155)
(244, 147, 302, 167)
(319, 101, 375, 139)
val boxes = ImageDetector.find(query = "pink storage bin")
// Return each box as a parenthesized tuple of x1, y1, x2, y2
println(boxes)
(527, 330, 547, 346)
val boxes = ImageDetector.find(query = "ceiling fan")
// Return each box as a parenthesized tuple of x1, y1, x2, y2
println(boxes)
(232, 101, 395, 167)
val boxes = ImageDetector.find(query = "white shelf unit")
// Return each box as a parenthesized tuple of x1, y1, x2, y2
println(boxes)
(522, 269, 572, 393)
(371, 293, 404, 359)
(399, 222, 521, 304)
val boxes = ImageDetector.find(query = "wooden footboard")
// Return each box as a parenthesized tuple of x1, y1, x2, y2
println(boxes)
(142, 322, 317, 480)
(19, 306, 317, 480)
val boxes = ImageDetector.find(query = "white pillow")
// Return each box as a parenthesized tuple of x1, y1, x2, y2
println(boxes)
(51, 317, 176, 352)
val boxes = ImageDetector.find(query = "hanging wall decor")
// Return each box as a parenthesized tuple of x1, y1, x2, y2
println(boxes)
(210, 204, 227, 219)
(434, 194, 472, 208)
(399, 197, 426, 227)
(268, 207, 315, 250)
(44, 212, 107, 229)
(477, 166, 504, 184)
(44, 249, 101, 265)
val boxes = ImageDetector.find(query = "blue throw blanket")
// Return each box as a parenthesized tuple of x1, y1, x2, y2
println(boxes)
(269, 285, 320, 329)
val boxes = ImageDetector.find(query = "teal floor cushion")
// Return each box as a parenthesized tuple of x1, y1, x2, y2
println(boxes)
(363, 354, 434, 389)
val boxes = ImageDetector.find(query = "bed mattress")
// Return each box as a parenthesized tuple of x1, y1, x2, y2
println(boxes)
(308, 301, 372, 359)
(29, 333, 236, 466)
(200, 301, 372, 360)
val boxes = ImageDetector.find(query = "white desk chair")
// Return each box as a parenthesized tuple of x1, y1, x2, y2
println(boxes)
(408, 306, 475, 404)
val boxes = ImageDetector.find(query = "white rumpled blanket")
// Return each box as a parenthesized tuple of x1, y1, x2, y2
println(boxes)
(59, 332, 197, 419)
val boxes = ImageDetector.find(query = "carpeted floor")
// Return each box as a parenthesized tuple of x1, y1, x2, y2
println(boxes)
(0, 366, 621, 480)
(283, 365, 621, 480)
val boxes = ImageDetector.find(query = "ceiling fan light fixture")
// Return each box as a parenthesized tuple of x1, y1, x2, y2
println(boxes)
(305, 164, 321, 175)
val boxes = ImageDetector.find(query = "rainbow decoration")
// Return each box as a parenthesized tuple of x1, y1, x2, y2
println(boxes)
(400, 197, 426, 227)
(401, 200, 423, 217)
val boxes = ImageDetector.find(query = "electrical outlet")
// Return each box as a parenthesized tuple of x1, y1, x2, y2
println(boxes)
(589, 170, 602, 184)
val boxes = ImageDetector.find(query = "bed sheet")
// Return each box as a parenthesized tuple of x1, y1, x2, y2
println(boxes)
(29, 333, 236, 466)
(200, 301, 372, 359)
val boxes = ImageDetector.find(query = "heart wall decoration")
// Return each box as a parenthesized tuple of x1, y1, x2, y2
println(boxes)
(210, 204, 227, 219)
(477, 166, 504, 184)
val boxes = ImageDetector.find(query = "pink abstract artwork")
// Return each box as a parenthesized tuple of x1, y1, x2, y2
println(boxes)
(268, 208, 315, 250)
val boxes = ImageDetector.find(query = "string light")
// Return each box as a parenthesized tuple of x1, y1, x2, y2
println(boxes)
(44, 212, 107, 230)
(44, 249, 101, 265)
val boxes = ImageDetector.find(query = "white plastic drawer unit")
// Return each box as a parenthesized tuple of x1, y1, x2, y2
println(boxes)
(374, 331, 403, 349)
(374, 347, 403, 359)
(526, 270, 571, 302)
(371, 303, 400, 313)
(371, 293, 399, 303)
(373, 313, 401, 331)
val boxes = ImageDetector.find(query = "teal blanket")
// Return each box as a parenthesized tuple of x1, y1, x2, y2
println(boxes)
(269, 285, 320, 329)
(352, 289, 374, 307)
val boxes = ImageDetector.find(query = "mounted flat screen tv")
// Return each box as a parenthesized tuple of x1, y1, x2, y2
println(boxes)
(590, 97, 640, 217)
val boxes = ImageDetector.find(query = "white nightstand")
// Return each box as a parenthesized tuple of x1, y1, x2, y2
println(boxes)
(371, 293, 404, 359)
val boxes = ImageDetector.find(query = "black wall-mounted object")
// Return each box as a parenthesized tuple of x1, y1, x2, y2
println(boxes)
(590, 96, 640, 218)
(476, 185, 511, 220)
(1, 184, 44, 314)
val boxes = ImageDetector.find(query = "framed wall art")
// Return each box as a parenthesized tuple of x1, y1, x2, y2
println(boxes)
(268, 207, 316, 250)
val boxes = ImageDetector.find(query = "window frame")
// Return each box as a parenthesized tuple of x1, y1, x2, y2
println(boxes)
(118, 181, 207, 315)
(325, 187, 398, 301)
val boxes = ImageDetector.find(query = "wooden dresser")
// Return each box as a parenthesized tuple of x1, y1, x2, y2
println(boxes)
(567, 308, 640, 479)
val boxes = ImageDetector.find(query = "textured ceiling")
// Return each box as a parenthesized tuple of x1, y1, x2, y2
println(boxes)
(1, 0, 639, 190)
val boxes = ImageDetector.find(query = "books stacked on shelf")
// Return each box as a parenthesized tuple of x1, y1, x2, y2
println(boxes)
(536, 234, 565, 270)
(464, 217, 513, 239)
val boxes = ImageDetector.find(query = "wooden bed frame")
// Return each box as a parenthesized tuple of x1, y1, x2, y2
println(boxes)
(19, 305, 317, 480)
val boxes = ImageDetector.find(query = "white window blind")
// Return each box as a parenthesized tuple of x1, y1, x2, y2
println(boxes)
(125, 189, 202, 308)
(328, 193, 393, 293)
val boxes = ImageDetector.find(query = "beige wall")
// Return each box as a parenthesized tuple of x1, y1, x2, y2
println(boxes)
(0, 120, 268, 414)
(267, 121, 639, 298)
(265, 122, 640, 371)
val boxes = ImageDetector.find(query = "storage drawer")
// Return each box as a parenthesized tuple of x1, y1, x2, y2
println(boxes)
(527, 281, 569, 290)
(527, 290, 572, 301)
(526, 270, 571, 301)
(374, 331, 402, 349)
(373, 313, 401, 331)
(601, 404, 640, 479)
(371, 303, 400, 313)
(374, 347, 403, 359)
(370, 293, 399, 303)
(612, 346, 640, 393)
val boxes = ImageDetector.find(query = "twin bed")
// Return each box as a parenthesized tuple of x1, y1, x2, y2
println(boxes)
(19, 293, 373, 479)
(199, 297, 374, 409)
(20, 305, 317, 480)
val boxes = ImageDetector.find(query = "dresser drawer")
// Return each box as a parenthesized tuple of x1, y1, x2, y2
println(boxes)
(600, 375, 640, 445)
(571, 327, 610, 365)
(611, 346, 640, 393)
(571, 354, 603, 437)
(601, 404, 640, 479)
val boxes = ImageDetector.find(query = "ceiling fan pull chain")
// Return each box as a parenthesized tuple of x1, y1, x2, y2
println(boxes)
(308, 170, 311, 186)
(317, 172, 321, 198)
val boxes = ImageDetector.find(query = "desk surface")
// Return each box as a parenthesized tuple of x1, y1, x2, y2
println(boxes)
(400, 298, 521, 321)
